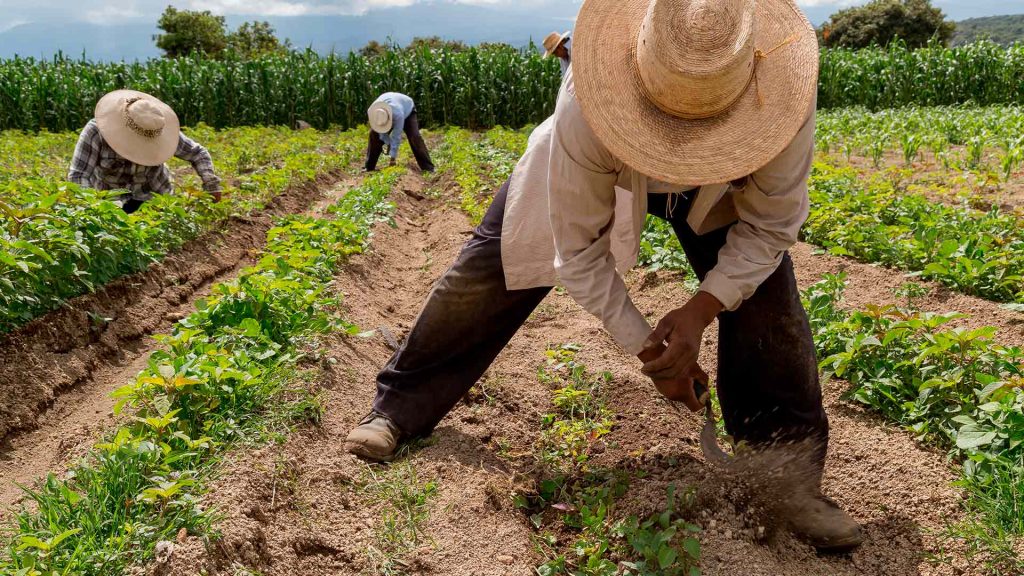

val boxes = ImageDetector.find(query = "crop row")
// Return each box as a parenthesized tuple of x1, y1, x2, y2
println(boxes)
(817, 105, 1024, 177)
(0, 125, 365, 334)
(0, 168, 402, 576)
(3, 41, 1024, 132)
(804, 275, 1023, 569)
(524, 344, 702, 576)
(804, 162, 1024, 304)
(433, 127, 519, 224)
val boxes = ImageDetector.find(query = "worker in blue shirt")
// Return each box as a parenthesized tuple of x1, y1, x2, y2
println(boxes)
(366, 92, 435, 172)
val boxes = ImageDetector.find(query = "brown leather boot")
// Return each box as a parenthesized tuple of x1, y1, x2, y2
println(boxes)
(787, 494, 863, 552)
(344, 412, 401, 462)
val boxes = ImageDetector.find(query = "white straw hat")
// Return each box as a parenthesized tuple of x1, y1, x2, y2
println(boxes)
(543, 31, 571, 57)
(573, 0, 818, 185)
(95, 90, 180, 167)
(368, 102, 394, 134)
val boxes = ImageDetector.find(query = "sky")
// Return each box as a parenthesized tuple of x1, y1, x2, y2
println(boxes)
(0, 0, 1017, 28)
(0, 0, 1019, 60)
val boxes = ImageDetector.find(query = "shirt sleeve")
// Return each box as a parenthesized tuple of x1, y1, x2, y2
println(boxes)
(173, 132, 221, 192)
(548, 76, 653, 355)
(699, 106, 816, 311)
(68, 121, 101, 189)
(387, 108, 406, 160)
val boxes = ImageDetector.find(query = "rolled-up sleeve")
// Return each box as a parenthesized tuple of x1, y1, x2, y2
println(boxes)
(174, 132, 221, 192)
(699, 107, 816, 311)
(548, 79, 653, 355)
(68, 121, 101, 189)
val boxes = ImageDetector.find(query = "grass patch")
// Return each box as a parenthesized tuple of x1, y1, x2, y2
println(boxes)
(363, 462, 438, 576)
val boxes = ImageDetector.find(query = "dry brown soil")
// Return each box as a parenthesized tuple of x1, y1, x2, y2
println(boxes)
(123, 169, 1004, 576)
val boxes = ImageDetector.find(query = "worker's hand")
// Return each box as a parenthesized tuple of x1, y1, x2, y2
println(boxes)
(640, 291, 723, 383)
(638, 343, 708, 411)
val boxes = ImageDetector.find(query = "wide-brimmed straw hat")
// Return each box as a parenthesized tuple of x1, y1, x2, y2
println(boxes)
(95, 90, 180, 167)
(573, 0, 818, 185)
(543, 31, 571, 57)
(368, 102, 393, 134)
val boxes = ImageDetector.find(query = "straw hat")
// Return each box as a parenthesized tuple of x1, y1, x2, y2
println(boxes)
(95, 90, 180, 167)
(573, 0, 818, 185)
(368, 102, 393, 134)
(543, 31, 571, 57)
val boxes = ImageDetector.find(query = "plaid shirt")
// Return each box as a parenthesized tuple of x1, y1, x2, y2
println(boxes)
(67, 120, 221, 202)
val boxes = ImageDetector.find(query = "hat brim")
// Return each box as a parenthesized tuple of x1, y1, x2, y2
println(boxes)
(572, 0, 818, 185)
(95, 90, 180, 167)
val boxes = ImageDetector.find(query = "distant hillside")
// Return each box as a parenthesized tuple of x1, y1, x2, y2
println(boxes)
(953, 14, 1024, 46)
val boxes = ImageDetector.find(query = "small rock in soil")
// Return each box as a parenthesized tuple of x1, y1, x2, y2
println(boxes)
(497, 555, 514, 565)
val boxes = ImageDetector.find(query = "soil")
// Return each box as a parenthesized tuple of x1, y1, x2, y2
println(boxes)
(0, 172, 344, 512)
(834, 149, 1024, 212)
(131, 168, 1000, 576)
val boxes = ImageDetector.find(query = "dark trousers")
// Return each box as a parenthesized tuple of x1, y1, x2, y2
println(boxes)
(122, 198, 145, 214)
(373, 181, 828, 463)
(365, 110, 435, 172)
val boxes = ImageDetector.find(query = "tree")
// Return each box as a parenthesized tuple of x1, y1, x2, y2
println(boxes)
(359, 40, 392, 58)
(154, 6, 228, 58)
(227, 21, 290, 58)
(821, 0, 955, 49)
(405, 36, 467, 53)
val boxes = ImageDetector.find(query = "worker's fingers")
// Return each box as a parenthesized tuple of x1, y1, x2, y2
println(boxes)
(642, 318, 673, 350)
(653, 377, 702, 412)
(642, 335, 696, 380)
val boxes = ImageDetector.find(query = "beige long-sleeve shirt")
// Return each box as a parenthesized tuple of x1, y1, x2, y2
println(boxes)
(500, 71, 815, 355)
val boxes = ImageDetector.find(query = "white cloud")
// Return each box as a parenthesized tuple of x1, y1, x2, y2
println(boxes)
(83, 0, 141, 24)
(796, 0, 862, 7)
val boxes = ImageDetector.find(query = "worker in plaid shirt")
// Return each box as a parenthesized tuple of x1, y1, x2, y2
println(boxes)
(67, 90, 222, 214)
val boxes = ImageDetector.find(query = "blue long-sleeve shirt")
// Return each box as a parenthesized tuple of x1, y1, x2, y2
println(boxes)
(373, 92, 415, 159)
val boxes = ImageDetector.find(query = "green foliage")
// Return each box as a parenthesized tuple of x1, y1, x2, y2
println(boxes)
(536, 345, 615, 478)
(953, 15, 1024, 47)
(227, 22, 290, 59)
(4, 41, 1023, 131)
(434, 128, 518, 224)
(817, 41, 1024, 109)
(0, 125, 364, 334)
(802, 275, 1024, 573)
(803, 162, 1024, 303)
(154, 6, 228, 58)
(0, 46, 561, 132)
(821, 0, 954, 49)
(525, 346, 701, 576)
(0, 168, 403, 575)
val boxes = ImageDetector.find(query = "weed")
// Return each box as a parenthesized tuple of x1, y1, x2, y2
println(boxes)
(363, 462, 438, 576)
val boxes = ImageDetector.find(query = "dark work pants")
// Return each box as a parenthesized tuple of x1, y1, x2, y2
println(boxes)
(373, 180, 828, 464)
(365, 110, 435, 172)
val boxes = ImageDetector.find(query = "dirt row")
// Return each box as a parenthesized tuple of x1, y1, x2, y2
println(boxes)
(0, 173, 344, 512)
(144, 170, 992, 576)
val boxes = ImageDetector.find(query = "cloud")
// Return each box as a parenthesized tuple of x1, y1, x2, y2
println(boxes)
(188, 0, 532, 17)
(83, 0, 142, 24)
(796, 0, 862, 7)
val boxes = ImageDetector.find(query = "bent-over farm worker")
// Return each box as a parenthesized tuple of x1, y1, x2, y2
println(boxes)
(365, 92, 435, 173)
(542, 30, 572, 74)
(68, 90, 222, 214)
(346, 0, 863, 552)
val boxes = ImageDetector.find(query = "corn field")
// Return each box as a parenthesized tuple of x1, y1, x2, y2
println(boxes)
(2, 41, 1023, 132)
(0, 45, 562, 132)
